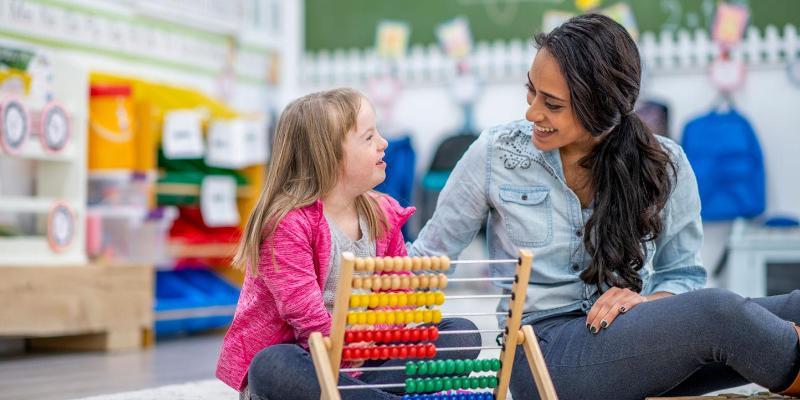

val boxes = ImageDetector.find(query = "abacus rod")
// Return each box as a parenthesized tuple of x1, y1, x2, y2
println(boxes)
(438, 329, 504, 335)
(437, 345, 503, 352)
(446, 294, 511, 300)
(443, 312, 507, 317)
(448, 277, 516, 283)
(340, 365, 405, 372)
(338, 383, 405, 390)
(449, 259, 518, 265)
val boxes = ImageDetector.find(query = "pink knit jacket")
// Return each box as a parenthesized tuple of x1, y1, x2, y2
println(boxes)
(216, 195, 415, 390)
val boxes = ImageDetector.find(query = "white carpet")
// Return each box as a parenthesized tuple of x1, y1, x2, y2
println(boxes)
(70, 380, 238, 400)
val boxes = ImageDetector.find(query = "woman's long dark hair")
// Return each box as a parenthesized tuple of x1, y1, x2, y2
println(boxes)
(535, 14, 676, 293)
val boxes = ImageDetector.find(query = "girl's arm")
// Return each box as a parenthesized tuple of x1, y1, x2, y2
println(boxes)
(259, 215, 331, 346)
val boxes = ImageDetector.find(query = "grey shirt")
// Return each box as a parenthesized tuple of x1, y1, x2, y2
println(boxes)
(323, 214, 375, 313)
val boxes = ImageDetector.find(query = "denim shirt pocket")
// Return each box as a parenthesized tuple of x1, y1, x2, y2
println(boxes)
(498, 185, 553, 247)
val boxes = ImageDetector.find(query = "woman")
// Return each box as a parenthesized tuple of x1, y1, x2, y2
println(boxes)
(409, 14, 800, 400)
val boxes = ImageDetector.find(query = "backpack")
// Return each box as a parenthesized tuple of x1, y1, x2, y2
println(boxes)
(681, 107, 765, 221)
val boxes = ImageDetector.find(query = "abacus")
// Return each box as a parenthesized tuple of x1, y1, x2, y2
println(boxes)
(309, 249, 558, 400)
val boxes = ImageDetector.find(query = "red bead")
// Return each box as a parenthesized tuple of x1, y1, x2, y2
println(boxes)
(343, 348, 353, 360)
(398, 346, 408, 359)
(374, 330, 384, 343)
(344, 331, 353, 343)
(370, 347, 381, 360)
(402, 329, 411, 342)
(380, 347, 390, 359)
(365, 330, 375, 342)
(429, 326, 439, 341)
(393, 329, 402, 342)
(353, 348, 364, 360)
(411, 329, 421, 342)
(420, 328, 430, 341)
(407, 344, 417, 358)
(389, 346, 399, 358)
(354, 330, 364, 343)
(425, 344, 436, 358)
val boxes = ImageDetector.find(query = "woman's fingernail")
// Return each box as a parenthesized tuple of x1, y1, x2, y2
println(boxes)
(600, 320, 608, 329)
(590, 326, 597, 334)
(586, 323, 591, 330)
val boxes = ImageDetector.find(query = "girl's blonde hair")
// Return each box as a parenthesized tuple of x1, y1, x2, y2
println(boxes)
(233, 88, 387, 274)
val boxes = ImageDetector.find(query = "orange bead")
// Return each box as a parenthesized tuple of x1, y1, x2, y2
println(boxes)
(354, 259, 365, 272)
(382, 275, 392, 289)
(439, 256, 450, 272)
(400, 275, 410, 290)
(429, 275, 439, 289)
(411, 257, 422, 271)
(420, 275, 430, 289)
(438, 274, 448, 289)
(403, 257, 413, 271)
(430, 257, 440, 270)
(371, 275, 381, 291)
(363, 277, 373, 290)
(384, 256, 395, 272)
(410, 276, 420, 289)
(353, 277, 363, 289)
(364, 258, 375, 273)
(391, 276, 401, 290)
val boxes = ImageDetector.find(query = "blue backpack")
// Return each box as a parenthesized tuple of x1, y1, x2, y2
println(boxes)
(681, 108, 765, 221)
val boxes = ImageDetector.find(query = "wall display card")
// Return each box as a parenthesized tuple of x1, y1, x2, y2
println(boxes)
(712, 3, 750, 48)
(436, 17, 473, 61)
(376, 20, 410, 60)
(0, 98, 29, 154)
(39, 102, 70, 152)
(163, 110, 205, 159)
(48, 202, 75, 252)
(200, 175, 240, 228)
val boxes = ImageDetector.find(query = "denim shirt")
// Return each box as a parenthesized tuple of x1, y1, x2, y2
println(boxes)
(409, 120, 707, 328)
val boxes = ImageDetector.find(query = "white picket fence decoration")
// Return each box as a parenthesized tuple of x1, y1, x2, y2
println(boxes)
(302, 25, 800, 88)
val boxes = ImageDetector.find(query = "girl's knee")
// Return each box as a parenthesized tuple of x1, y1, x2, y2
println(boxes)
(248, 344, 306, 391)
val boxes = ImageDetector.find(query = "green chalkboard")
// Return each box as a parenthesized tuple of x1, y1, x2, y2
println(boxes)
(305, 0, 800, 51)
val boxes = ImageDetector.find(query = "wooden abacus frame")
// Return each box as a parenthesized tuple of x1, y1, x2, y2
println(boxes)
(309, 249, 558, 400)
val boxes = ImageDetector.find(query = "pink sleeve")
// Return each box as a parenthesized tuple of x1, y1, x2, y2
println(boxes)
(258, 215, 331, 346)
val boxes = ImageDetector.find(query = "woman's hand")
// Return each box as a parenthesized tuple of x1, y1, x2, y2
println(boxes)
(585, 287, 647, 334)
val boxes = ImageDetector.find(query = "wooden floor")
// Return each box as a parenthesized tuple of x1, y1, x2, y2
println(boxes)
(0, 332, 225, 400)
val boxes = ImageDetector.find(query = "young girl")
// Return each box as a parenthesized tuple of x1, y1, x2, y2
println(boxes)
(216, 88, 480, 400)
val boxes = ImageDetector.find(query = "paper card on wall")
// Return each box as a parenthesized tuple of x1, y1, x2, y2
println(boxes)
(163, 110, 204, 159)
(436, 17, 473, 61)
(376, 20, 410, 60)
(242, 117, 269, 165)
(542, 11, 576, 34)
(712, 3, 750, 48)
(601, 2, 639, 42)
(206, 119, 245, 169)
(200, 175, 240, 227)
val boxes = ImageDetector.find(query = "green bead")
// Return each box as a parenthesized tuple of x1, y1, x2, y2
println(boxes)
(445, 359, 456, 375)
(428, 361, 437, 375)
(405, 361, 417, 376)
(405, 378, 416, 393)
(433, 377, 443, 392)
(443, 377, 453, 391)
(424, 378, 435, 393)
(435, 360, 446, 375)
(465, 359, 475, 373)
(450, 377, 462, 390)
(479, 376, 488, 388)
(454, 360, 465, 374)
(488, 376, 498, 388)
(418, 361, 429, 375)
(491, 359, 501, 371)
(485, 359, 495, 371)
(470, 377, 480, 389)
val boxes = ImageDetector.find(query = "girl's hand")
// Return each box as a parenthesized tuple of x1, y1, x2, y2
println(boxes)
(585, 287, 647, 334)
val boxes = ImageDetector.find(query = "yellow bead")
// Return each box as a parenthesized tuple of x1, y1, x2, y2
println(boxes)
(358, 312, 367, 325)
(376, 311, 386, 324)
(397, 293, 407, 307)
(429, 275, 439, 289)
(422, 257, 432, 271)
(349, 296, 359, 308)
(410, 276, 420, 289)
(369, 294, 379, 308)
(438, 274, 448, 289)
(435, 292, 445, 305)
(411, 257, 422, 271)
(432, 310, 442, 323)
(404, 310, 415, 324)
(374, 257, 384, 272)
(414, 310, 424, 323)
(426, 292, 435, 306)
(420, 275, 430, 289)
(389, 294, 399, 307)
(378, 293, 389, 307)
(403, 257, 413, 271)
(364, 258, 375, 273)
(386, 311, 396, 324)
(400, 275, 410, 290)
(367, 312, 377, 325)
(439, 256, 450, 272)
(354, 259, 365, 271)
(407, 292, 417, 306)
(395, 311, 405, 324)
(423, 310, 433, 323)
(348, 313, 357, 324)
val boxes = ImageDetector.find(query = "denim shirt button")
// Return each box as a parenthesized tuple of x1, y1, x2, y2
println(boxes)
(580, 300, 591, 312)
(575, 228, 583, 237)
(570, 264, 581, 273)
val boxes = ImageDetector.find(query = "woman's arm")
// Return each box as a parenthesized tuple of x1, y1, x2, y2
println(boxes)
(408, 133, 491, 259)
